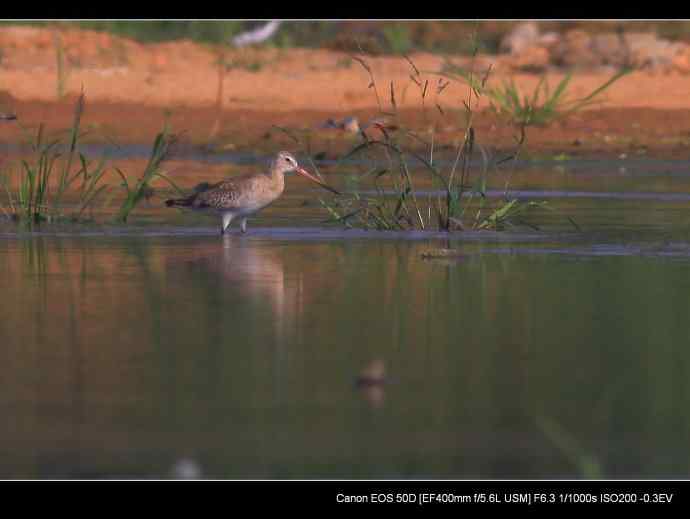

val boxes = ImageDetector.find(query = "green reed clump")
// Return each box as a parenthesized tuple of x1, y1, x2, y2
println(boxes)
(440, 61, 630, 127)
(0, 92, 114, 224)
(114, 127, 183, 223)
(316, 42, 571, 232)
(0, 93, 183, 226)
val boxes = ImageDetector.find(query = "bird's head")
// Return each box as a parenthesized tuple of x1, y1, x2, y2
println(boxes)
(272, 151, 340, 195)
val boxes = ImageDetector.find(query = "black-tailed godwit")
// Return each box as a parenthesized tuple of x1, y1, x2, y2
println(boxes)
(165, 151, 338, 234)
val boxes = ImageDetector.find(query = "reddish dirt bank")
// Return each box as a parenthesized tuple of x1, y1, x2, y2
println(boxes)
(1, 26, 690, 158)
(2, 26, 690, 111)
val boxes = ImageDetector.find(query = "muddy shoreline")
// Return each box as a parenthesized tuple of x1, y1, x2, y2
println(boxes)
(2, 98, 690, 160)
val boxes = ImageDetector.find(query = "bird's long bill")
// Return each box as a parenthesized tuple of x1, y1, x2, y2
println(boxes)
(296, 167, 341, 195)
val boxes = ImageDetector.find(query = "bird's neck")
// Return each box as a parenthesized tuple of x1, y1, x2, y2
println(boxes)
(269, 166, 286, 192)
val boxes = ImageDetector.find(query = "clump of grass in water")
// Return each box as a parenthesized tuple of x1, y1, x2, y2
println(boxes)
(316, 36, 573, 232)
(314, 24, 602, 233)
(0, 92, 114, 224)
(114, 126, 182, 223)
(0, 93, 183, 225)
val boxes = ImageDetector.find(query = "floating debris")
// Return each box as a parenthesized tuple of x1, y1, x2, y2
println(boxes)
(420, 248, 465, 260)
(356, 359, 387, 386)
(356, 360, 387, 408)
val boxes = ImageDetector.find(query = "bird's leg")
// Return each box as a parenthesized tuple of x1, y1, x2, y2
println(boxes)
(240, 218, 248, 234)
(221, 213, 234, 235)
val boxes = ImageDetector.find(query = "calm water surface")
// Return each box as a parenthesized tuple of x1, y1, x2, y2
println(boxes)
(2, 160, 690, 479)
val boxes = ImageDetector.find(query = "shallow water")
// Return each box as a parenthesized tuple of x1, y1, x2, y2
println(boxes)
(3, 156, 690, 479)
(1, 227, 690, 479)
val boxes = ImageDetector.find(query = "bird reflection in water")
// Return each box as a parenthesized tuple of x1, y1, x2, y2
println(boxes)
(165, 235, 300, 340)
(163, 235, 315, 406)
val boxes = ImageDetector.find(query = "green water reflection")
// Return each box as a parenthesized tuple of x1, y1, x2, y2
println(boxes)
(1, 234, 690, 478)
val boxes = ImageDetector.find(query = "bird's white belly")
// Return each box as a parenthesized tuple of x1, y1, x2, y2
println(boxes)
(218, 201, 269, 218)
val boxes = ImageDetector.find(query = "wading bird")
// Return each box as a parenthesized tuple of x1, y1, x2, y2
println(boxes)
(165, 151, 339, 234)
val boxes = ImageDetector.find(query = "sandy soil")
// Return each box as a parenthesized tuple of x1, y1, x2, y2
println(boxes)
(2, 26, 690, 158)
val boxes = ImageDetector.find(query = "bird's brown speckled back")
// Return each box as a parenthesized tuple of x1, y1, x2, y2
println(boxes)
(190, 172, 285, 211)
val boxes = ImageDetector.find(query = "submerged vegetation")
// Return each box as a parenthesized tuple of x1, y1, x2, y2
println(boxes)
(0, 93, 182, 226)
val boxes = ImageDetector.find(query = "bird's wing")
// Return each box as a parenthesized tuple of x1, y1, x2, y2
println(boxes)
(192, 176, 264, 210)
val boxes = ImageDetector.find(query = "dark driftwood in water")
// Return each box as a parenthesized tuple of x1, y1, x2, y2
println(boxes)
(420, 248, 465, 259)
